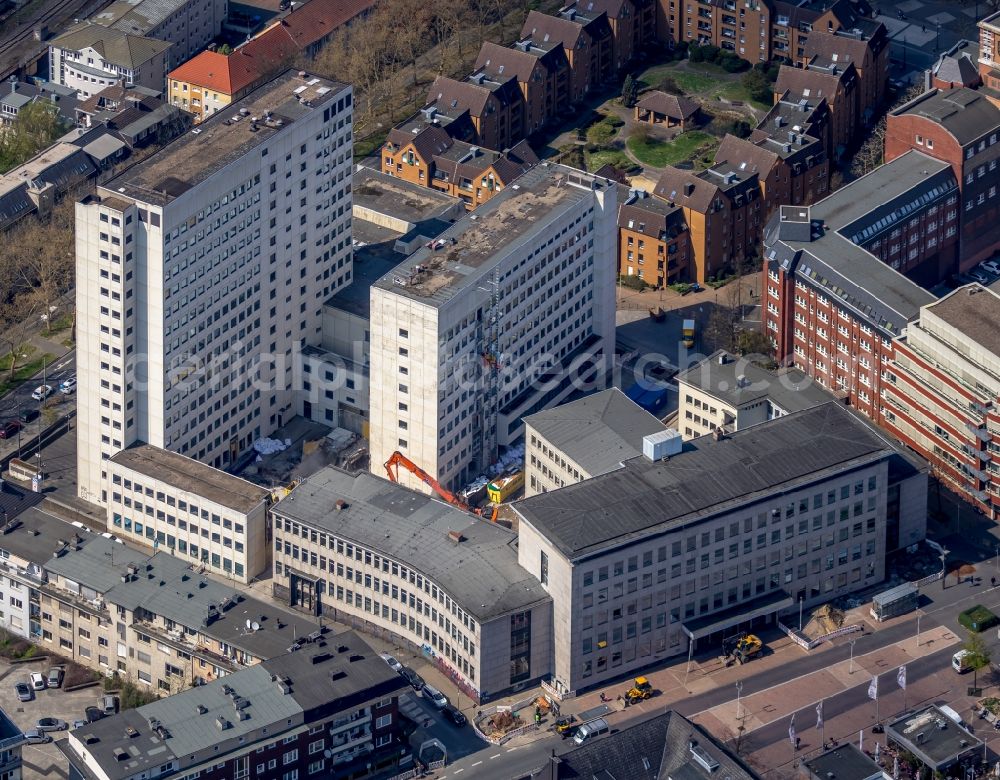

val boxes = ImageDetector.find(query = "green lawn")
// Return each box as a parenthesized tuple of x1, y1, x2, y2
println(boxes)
(585, 147, 636, 173)
(626, 131, 718, 168)
(716, 81, 772, 111)
(585, 114, 624, 146)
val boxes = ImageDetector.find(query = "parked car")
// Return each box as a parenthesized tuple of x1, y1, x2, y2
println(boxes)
(379, 653, 402, 673)
(29, 672, 46, 691)
(400, 667, 424, 692)
(58, 378, 76, 394)
(30, 385, 52, 401)
(442, 705, 466, 726)
(46, 668, 64, 688)
(421, 684, 448, 709)
(969, 269, 990, 284)
(0, 421, 20, 439)
(18, 408, 38, 424)
(981, 260, 1000, 276)
(14, 682, 32, 702)
(72, 720, 87, 730)
(22, 730, 51, 745)
(84, 706, 103, 723)
(100, 695, 118, 715)
(36, 717, 67, 732)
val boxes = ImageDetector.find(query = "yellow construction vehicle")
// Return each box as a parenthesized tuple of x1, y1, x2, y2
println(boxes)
(723, 634, 763, 666)
(624, 676, 655, 704)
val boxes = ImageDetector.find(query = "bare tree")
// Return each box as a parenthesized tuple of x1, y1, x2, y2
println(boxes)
(849, 82, 923, 178)
(14, 199, 75, 333)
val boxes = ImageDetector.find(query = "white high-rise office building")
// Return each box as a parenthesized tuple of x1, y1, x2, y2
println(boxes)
(369, 164, 617, 492)
(76, 70, 354, 505)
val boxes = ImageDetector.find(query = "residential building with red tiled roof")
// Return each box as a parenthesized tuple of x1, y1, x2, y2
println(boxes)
(424, 74, 525, 152)
(562, 0, 655, 71)
(774, 56, 860, 159)
(168, 50, 264, 122)
(474, 41, 570, 135)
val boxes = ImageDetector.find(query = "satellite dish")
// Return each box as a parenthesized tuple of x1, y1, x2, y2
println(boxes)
(245, 619, 252, 630)
(251, 622, 260, 631)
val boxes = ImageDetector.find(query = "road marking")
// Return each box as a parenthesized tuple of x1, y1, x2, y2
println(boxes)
(489, 754, 501, 760)
(506, 747, 520, 752)
(453, 769, 465, 774)
(471, 761, 482, 767)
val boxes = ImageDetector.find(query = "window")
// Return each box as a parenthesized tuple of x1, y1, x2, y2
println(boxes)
(540, 551, 548, 586)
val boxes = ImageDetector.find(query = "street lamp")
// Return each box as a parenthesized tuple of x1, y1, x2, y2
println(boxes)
(736, 680, 743, 721)
(916, 609, 922, 647)
(941, 547, 949, 590)
(849, 637, 857, 674)
(799, 596, 804, 632)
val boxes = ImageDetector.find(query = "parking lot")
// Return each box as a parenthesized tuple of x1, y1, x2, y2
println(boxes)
(0, 658, 104, 780)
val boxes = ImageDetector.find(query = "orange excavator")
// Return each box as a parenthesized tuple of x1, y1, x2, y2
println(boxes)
(384, 451, 499, 522)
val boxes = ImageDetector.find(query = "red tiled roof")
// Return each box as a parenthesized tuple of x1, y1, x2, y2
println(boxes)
(237, 24, 300, 72)
(279, 0, 375, 49)
(168, 50, 263, 95)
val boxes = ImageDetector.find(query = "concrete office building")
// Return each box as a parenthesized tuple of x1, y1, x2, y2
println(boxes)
(297, 167, 462, 435)
(524, 387, 668, 497)
(675, 350, 840, 439)
(369, 164, 617, 492)
(61, 631, 407, 780)
(75, 70, 353, 506)
(514, 403, 927, 695)
(106, 444, 270, 582)
(270, 467, 552, 702)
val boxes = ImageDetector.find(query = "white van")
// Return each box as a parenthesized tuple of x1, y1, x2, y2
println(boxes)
(573, 718, 609, 745)
(938, 704, 968, 730)
(953, 650, 973, 673)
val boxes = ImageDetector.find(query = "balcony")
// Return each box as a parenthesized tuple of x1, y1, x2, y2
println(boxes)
(329, 711, 371, 736)
(329, 730, 373, 756)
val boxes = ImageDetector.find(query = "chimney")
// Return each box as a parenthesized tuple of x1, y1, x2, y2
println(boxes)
(447, 530, 465, 544)
(712, 427, 724, 441)
(683, 182, 695, 197)
(9, 76, 15, 95)
(335, 499, 346, 511)
(774, 115, 784, 128)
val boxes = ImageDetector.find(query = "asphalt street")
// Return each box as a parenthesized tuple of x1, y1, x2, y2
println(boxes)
(0, 350, 75, 460)
(437, 576, 1000, 780)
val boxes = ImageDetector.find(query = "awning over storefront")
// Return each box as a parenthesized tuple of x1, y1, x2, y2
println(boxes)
(681, 590, 793, 640)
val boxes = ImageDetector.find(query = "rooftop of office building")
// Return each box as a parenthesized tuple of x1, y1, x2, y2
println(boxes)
(103, 70, 348, 205)
(272, 468, 549, 622)
(372, 163, 613, 307)
(515, 402, 898, 560)
(892, 87, 1000, 145)
(110, 444, 269, 514)
(919, 283, 1000, 356)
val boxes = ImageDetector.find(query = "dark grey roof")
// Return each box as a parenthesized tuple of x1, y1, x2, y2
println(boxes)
(110, 443, 269, 513)
(675, 350, 838, 415)
(804, 744, 881, 780)
(549, 710, 760, 780)
(353, 166, 461, 225)
(66, 631, 401, 780)
(0, 481, 44, 526)
(766, 150, 948, 335)
(514, 403, 897, 560)
(922, 284, 1000, 356)
(50, 21, 171, 69)
(0, 706, 22, 749)
(895, 88, 1000, 146)
(104, 551, 318, 658)
(0, 180, 35, 229)
(886, 706, 983, 768)
(45, 536, 148, 593)
(0, 506, 79, 565)
(272, 468, 549, 622)
(261, 630, 407, 715)
(523, 388, 666, 475)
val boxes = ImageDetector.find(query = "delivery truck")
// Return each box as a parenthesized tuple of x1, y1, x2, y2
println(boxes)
(681, 319, 695, 348)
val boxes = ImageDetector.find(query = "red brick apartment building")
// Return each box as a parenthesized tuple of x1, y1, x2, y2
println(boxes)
(774, 56, 859, 157)
(617, 188, 691, 285)
(762, 149, 960, 419)
(423, 74, 525, 153)
(657, 0, 884, 66)
(978, 11, 1000, 105)
(380, 122, 538, 209)
(882, 284, 1000, 520)
(521, 9, 615, 104)
(474, 41, 570, 136)
(562, 0, 657, 71)
(885, 87, 1000, 269)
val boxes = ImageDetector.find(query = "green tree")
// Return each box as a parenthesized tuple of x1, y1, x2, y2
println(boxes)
(963, 630, 992, 691)
(0, 101, 68, 174)
(218, 44, 232, 55)
(741, 68, 773, 104)
(621, 73, 638, 108)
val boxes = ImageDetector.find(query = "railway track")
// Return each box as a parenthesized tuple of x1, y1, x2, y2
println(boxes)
(0, 0, 90, 80)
